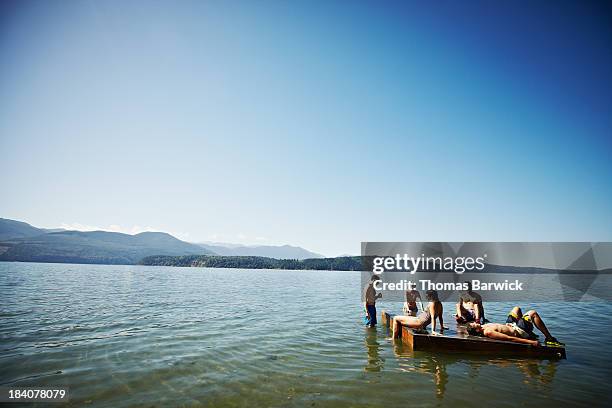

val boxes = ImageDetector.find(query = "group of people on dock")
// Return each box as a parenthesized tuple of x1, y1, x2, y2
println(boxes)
(363, 275, 563, 347)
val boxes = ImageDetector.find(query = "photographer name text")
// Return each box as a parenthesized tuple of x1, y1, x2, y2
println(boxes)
(373, 279, 524, 291)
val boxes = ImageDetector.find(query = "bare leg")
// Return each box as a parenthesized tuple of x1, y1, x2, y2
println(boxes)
(525, 310, 553, 339)
(392, 316, 411, 338)
(509, 306, 522, 319)
(392, 317, 399, 338)
(395, 315, 425, 330)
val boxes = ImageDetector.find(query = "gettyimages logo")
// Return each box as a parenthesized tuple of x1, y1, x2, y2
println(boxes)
(361, 242, 612, 302)
(372, 253, 487, 274)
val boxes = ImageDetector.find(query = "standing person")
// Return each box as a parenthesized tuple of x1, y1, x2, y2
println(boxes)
(363, 275, 382, 327)
(393, 290, 444, 338)
(403, 282, 422, 316)
(456, 281, 487, 324)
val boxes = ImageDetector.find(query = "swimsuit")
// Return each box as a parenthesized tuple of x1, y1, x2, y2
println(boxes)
(506, 313, 534, 335)
(506, 322, 530, 339)
(462, 308, 476, 322)
(417, 309, 431, 327)
(364, 304, 377, 326)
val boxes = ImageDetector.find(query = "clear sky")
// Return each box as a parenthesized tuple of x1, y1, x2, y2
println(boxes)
(1, 0, 611, 256)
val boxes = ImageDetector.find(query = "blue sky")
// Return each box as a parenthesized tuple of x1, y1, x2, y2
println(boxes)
(1, 0, 611, 256)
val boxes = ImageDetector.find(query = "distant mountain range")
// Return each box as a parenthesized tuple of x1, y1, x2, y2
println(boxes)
(0, 218, 52, 240)
(0, 218, 323, 265)
(196, 242, 322, 259)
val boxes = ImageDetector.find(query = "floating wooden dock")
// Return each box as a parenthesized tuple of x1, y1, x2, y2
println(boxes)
(381, 310, 566, 359)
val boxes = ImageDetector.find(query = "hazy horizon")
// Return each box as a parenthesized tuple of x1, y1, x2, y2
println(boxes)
(2, 1, 611, 256)
(1, 216, 328, 256)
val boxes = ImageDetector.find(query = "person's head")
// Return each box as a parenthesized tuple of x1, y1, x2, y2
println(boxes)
(370, 275, 381, 284)
(425, 290, 439, 302)
(466, 322, 483, 336)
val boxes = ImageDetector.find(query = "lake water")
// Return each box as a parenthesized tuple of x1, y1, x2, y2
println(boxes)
(1, 262, 611, 407)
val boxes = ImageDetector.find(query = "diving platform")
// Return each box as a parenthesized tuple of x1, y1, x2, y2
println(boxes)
(380, 310, 566, 359)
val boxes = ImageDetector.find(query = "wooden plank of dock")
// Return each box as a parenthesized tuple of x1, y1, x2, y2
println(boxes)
(380, 310, 566, 359)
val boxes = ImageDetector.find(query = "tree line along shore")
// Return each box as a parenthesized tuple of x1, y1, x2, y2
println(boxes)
(139, 255, 362, 271)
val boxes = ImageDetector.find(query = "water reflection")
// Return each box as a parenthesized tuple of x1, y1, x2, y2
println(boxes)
(364, 328, 384, 372)
(487, 358, 559, 388)
(392, 342, 558, 399)
(392, 343, 448, 398)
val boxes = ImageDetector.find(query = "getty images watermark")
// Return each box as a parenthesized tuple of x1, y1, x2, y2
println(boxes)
(361, 242, 612, 302)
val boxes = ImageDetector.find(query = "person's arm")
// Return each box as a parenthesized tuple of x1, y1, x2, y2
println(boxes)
(474, 302, 481, 322)
(439, 309, 445, 332)
(479, 303, 486, 322)
(363, 286, 370, 317)
(483, 329, 538, 346)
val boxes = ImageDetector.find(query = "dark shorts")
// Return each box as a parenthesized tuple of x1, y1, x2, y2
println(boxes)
(506, 314, 534, 334)
(365, 304, 377, 326)
(458, 308, 476, 322)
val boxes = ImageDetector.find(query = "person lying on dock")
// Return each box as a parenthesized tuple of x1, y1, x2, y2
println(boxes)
(364, 275, 382, 328)
(466, 307, 564, 347)
(393, 290, 444, 338)
(402, 282, 422, 316)
(455, 281, 487, 324)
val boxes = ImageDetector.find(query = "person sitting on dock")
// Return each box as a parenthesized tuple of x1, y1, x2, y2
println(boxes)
(402, 282, 422, 316)
(364, 275, 382, 328)
(455, 281, 487, 324)
(466, 306, 564, 347)
(393, 290, 444, 338)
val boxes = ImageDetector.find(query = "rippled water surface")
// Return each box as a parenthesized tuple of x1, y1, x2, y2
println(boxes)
(1, 263, 611, 407)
